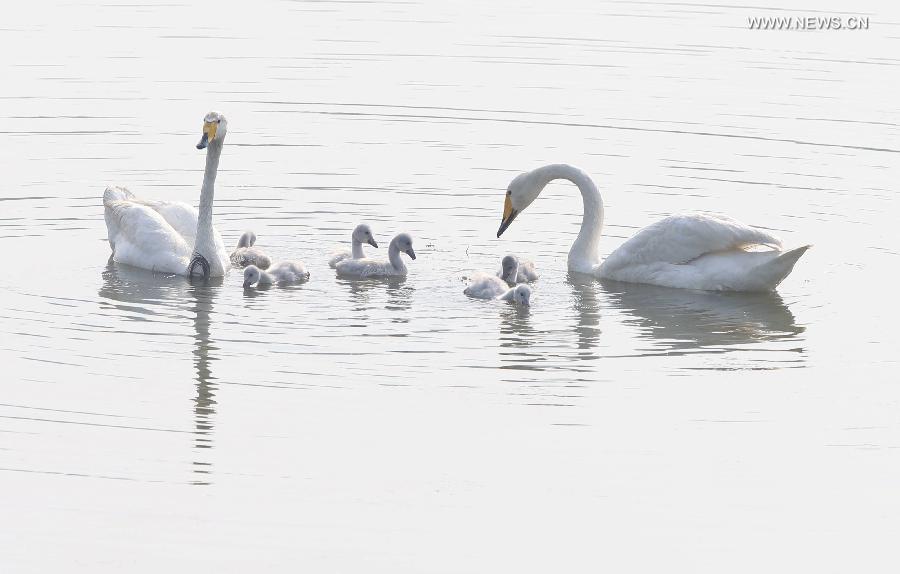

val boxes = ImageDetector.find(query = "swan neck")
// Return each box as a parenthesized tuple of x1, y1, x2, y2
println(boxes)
(195, 139, 222, 260)
(534, 164, 603, 273)
(388, 242, 406, 273)
(351, 237, 365, 259)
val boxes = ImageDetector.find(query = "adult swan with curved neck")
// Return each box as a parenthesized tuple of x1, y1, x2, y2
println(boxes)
(497, 164, 809, 292)
(103, 111, 230, 279)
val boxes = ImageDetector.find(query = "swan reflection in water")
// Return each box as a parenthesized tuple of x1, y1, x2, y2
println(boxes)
(497, 275, 601, 370)
(497, 273, 805, 370)
(99, 262, 220, 485)
(569, 275, 604, 360)
(597, 278, 805, 354)
(498, 301, 538, 360)
(337, 276, 414, 323)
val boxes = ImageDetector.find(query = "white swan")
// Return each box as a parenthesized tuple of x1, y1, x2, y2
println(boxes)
(243, 261, 310, 287)
(335, 233, 416, 278)
(497, 164, 809, 292)
(230, 231, 272, 270)
(327, 223, 379, 268)
(103, 111, 230, 278)
(497, 254, 538, 285)
(498, 284, 532, 306)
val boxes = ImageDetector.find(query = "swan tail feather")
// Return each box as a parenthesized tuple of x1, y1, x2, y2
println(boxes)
(753, 245, 810, 290)
(328, 252, 349, 268)
(103, 185, 134, 206)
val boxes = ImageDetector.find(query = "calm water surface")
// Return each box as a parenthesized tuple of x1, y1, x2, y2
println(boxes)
(2, 0, 899, 571)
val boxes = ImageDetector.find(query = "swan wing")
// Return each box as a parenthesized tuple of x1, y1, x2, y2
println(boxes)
(105, 187, 199, 244)
(146, 200, 200, 246)
(596, 212, 805, 291)
(155, 201, 227, 272)
(103, 191, 192, 275)
(599, 212, 782, 275)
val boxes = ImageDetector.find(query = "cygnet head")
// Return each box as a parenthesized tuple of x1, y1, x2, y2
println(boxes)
(391, 233, 416, 260)
(243, 265, 261, 287)
(353, 223, 378, 248)
(236, 231, 256, 249)
(500, 254, 519, 282)
(197, 111, 228, 149)
(512, 284, 531, 306)
(497, 170, 545, 237)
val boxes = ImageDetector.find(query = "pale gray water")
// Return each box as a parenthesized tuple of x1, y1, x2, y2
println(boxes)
(2, 0, 899, 571)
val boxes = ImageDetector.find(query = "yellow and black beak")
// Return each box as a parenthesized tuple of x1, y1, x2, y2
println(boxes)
(197, 121, 217, 149)
(497, 193, 518, 237)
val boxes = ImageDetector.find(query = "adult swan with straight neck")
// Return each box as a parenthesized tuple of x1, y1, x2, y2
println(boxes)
(103, 111, 230, 279)
(497, 164, 808, 292)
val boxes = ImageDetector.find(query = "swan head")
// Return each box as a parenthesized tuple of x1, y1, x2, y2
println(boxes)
(497, 171, 541, 237)
(499, 254, 519, 283)
(512, 284, 531, 306)
(391, 233, 416, 260)
(353, 224, 379, 248)
(197, 111, 228, 149)
(243, 265, 261, 287)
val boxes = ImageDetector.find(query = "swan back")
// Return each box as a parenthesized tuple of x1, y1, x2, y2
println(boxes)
(231, 246, 271, 270)
(515, 260, 539, 283)
(599, 212, 782, 275)
(464, 272, 508, 299)
(595, 212, 802, 290)
(268, 260, 311, 283)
